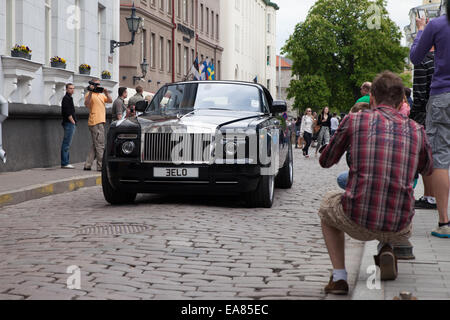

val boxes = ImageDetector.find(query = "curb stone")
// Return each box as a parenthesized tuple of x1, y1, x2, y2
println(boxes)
(0, 175, 101, 208)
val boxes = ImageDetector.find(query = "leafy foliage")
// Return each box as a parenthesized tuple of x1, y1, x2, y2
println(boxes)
(282, 0, 409, 112)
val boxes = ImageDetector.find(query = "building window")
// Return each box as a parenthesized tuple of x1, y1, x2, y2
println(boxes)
(200, 4, 204, 31)
(184, 46, 188, 75)
(206, 8, 209, 34)
(211, 10, 214, 39)
(267, 46, 271, 66)
(217, 60, 220, 80)
(151, 33, 156, 68)
(160, 0, 164, 10)
(45, 0, 52, 66)
(167, 40, 172, 72)
(216, 14, 219, 40)
(142, 29, 147, 60)
(177, 43, 181, 74)
(267, 13, 271, 34)
(178, 0, 182, 18)
(160, 36, 164, 70)
(167, 0, 172, 14)
(267, 79, 271, 90)
(191, 0, 195, 26)
(183, 0, 188, 22)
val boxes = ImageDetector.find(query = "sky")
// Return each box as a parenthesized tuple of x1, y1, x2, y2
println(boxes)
(276, 0, 424, 54)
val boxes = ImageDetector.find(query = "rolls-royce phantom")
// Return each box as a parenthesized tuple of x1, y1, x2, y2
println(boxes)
(102, 81, 294, 208)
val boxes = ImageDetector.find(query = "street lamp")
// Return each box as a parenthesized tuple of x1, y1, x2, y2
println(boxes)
(110, 3, 142, 54)
(133, 58, 149, 85)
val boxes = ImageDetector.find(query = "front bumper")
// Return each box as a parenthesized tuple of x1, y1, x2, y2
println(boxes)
(106, 159, 262, 195)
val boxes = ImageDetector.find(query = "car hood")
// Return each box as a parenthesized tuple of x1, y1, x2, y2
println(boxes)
(123, 109, 267, 133)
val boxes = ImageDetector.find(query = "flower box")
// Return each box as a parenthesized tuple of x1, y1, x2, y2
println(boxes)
(51, 61, 66, 69)
(102, 74, 111, 80)
(79, 68, 91, 75)
(11, 50, 31, 60)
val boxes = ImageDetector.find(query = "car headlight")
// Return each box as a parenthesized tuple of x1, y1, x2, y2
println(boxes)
(225, 141, 237, 156)
(121, 141, 135, 155)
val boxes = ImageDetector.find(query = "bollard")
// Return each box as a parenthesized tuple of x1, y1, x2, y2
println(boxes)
(0, 95, 8, 163)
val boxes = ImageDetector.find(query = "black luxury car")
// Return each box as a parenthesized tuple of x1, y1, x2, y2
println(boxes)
(102, 81, 294, 208)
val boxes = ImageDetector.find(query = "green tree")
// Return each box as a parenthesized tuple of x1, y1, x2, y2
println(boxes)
(287, 75, 331, 113)
(282, 0, 409, 112)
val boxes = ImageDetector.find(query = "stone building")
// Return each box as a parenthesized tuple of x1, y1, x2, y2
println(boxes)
(0, 0, 120, 172)
(220, 0, 278, 97)
(275, 55, 297, 116)
(404, 0, 445, 49)
(119, 0, 223, 94)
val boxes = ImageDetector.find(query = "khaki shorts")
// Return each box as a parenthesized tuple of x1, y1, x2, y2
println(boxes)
(318, 192, 412, 244)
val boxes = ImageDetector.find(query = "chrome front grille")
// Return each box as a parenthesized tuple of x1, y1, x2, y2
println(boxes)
(142, 133, 213, 164)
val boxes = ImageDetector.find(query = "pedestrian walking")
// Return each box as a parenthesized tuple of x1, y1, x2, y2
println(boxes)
(295, 117, 302, 148)
(330, 113, 339, 137)
(61, 83, 77, 169)
(318, 71, 433, 295)
(315, 107, 331, 156)
(128, 86, 145, 109)
(300, 109, 314, 158)
(84, 79, 112, 172)
(356, 82, 372, 103)
(410, 48, 436, 210)
(410, 5, 450, 238)
(112, 87, 128, 121)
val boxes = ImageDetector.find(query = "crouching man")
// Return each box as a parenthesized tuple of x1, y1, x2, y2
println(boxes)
(318, 71, 433, 295)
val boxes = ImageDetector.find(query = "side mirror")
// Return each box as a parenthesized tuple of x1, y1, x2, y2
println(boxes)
(135, 100, 148, 112)
(270, 100, 287, 114)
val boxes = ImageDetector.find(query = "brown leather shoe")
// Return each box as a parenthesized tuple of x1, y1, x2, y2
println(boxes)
(374, 244, 398, 281)
(324, 276, 349, 295)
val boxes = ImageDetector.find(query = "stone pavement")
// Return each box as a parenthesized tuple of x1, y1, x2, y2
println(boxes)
(0, 149, 365, 300)
(0, 163, 100, 208)
(352, 179, 450, 300)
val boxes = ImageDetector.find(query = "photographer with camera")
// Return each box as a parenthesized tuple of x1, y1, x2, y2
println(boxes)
(84, 79, 112, 172)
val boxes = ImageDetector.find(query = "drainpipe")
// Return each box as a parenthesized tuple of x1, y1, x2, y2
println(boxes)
(0, 95, 8, 163)
(172, 0, 176, 83)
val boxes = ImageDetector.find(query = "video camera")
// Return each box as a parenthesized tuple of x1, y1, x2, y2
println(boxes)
(87, 81, 105, 93)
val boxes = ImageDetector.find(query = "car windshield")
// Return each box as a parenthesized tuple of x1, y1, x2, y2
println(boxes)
(145, 83, 264, 115)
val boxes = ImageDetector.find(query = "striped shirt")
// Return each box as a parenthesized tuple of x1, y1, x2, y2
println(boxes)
(412, 51, 434, 115)
(320, 106, 433, 233)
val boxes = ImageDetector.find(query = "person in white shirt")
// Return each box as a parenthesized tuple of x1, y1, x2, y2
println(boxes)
(330, 113, 340, 137)
(300, 108, 315, 158)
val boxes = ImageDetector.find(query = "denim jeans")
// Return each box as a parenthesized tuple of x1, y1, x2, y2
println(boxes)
(61, 122, 76, 166)
(337, 171, 349, 190)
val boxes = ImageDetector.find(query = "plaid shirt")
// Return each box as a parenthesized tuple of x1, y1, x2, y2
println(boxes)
(320, 106, 433, 233)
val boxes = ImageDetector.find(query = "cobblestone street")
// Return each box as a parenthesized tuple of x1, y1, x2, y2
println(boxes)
(0, 149, 364, 300)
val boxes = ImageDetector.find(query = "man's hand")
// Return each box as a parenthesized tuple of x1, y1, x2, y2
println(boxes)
(416, 17, 426, 31)
(104, 88, 113, 103)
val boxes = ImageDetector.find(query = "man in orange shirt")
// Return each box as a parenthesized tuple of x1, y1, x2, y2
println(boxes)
(84, 79, 112, 171)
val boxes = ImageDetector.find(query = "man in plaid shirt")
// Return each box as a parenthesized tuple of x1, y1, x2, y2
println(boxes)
(317, 72, 433, 295)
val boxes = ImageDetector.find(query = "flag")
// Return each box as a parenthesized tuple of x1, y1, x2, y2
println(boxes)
(207, 62, 215, 80)
(189, 57, 201, 81)
(200, 60, 208, 80)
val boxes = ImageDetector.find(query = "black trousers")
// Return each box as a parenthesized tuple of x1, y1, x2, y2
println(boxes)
(303, 132, 312, 155)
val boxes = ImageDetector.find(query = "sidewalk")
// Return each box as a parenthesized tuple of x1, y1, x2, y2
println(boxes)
(352, 179, 450, 300)
(0, 163, 101, 208)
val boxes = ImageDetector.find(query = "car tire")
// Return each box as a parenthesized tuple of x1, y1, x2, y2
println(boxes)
(275, 142, 294, 189)
(102, 154, 137, 205)
(245, 174, 275, 208)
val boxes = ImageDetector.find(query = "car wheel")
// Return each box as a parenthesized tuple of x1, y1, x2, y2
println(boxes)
(245, 174, 275, 208)
(102, 154, 137, 205)
(275, 142, 294, 189)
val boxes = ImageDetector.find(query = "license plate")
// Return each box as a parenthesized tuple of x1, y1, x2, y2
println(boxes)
(154, 168, 199, 178)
